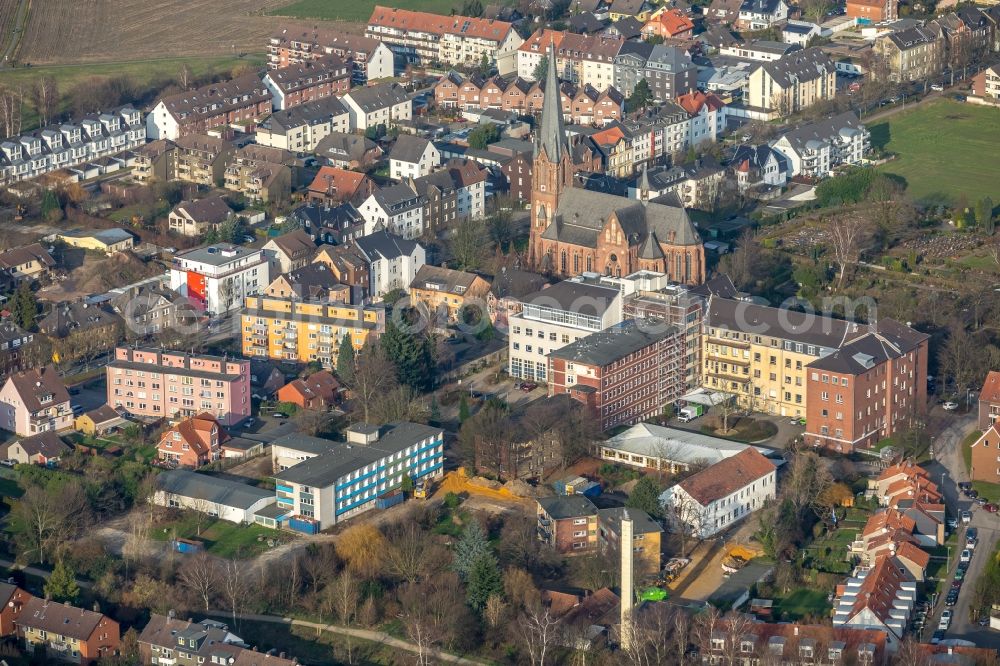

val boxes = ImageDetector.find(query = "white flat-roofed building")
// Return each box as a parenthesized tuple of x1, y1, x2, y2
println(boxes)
(169, 243, 270, 316)
(600, 422, 772, 473)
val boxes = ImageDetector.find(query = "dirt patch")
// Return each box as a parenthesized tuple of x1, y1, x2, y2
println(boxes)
(38, 250, 162, 302)
(18, 0, 291, 64)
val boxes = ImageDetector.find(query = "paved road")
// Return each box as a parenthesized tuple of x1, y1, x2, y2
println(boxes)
(925, 412, 1000, 646)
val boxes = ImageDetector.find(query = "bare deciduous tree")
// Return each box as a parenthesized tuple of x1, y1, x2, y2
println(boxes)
(177, 552, 220, 610)
(520, 603, 561, 666)
(325, 571, 360, 664)
(178, 64, 194, 90)
(220, 559, 250, 628)
(13, 481, 88, 563)
(30, 77, 59, 127)
(829, 215, 868, 287)
(384, 522, 431, 584)
(346, 341, 395, 423)
(0, 85, 23, 138)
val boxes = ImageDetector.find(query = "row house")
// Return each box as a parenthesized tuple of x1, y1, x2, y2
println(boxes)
(698, 621, 886, 666)
(518, 29, 624, 92)
(744, 47, 837, 117)
(0, 106, 144, 185)
(408, 158, 488, 230)
(314, 132, 383, 170)
(255, 95, 350, 152)
(146, 74, 272, 141)
(306, 166, 376, 206)
(262, 54, 351, 110)
(17, 597, 119, 664)
(311, 241, 372, 299)
(770, 110, 870, 178)
(172, 133, 235, 187)
(168, 196, 235, 237)
(874, 461, 945, 545)
(107, 346, 252, 426)
(242, 295, 384, 367)
(621, 103, 692, 165)
(851, 508, 930, 581)
(435, 71, 625, 125)
(547, 319, 686, 431)
(831, 554, 917, 650)
(0, 320, 35, 377)
(268, 27, 395, 83)
(366, 6, 523, 75)
(139, 614, 298, 666)
(933, 6, 995, 66)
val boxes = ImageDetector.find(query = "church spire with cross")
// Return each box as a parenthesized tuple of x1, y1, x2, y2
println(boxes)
(535, 39, 568, 163)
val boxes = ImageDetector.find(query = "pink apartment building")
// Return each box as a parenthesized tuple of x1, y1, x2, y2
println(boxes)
(107, 347, 251, 426)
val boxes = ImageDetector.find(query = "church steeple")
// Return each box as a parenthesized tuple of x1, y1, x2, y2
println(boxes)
(535, 40, 568, 163)
(639, 162, 651, 203)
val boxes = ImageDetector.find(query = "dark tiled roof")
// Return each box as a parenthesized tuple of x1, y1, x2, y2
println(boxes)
(344, 82, 410, 113)
(258, 96, 348, 134)
(15, 431, 70, 458)
(0, 243, 55, 270)
(18, 598, 111, 641)
(173, 196, 233, 224)
(5, 366, 69, 412)
(538, 494, 598, 519)
(354, 230, 421, 261)
(390, 134, 434, 164)
(549, 319, 678, 366)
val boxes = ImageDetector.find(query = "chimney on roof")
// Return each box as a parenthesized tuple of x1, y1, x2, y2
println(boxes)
(793, 626, 798, 636)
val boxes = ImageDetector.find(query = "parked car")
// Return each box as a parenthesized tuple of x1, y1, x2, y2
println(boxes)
(270, 412, 287, 418)
(960, 549, 972, 563)
(966, 489, 979, 499)
(986, 503, 998, 513)
(939, 610, 953, 630)
(947, 517, 959, 530)
(959, 482, 972, 491)
(931, 630, 944, 644)
(943, 401, 959, 410)
(967, 534, 978, 549)
(976, 497, 988, 506)
(931, 83, 944, 91)
(980, 615, 990, 627)
(519, 382, 538, 393)
(0, 459, 16, 468)
(962, 510, 972, 524)
(968, 527, 978, 540)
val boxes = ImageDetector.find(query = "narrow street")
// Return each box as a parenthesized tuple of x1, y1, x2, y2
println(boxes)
(924, 411, 1000, 646)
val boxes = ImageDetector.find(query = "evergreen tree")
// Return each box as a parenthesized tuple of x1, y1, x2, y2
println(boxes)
(12, 282, 37, 331)
(452, 520, 491, 580)
(459, 394, 471, 423)
(625, 79, 654, 112)
(44, 560, 80, 603)
(381, 320, 435, 392)
(465, 552, 503, 611)
(626, 476, 665, 519)
(532, 55, 549, 81)
(976, 196, 995, 233)
(401, 473, 415, 493)
(336, 333, 356, 382)
(40, 190, 62, 222)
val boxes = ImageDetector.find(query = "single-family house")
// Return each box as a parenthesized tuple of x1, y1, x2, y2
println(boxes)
(730, 144, 788, 192)
(313, 132, 383, 170)
(74, 405, 127, 436)
(409, 265, 491, 323)
(0, 581, 31, 636)
(0, 244, 55, 282)
(770, 110, 869, 178)
(5, 431, 70, 465)
(157, 412, 229, 468)
(276, 370, 340, 410)
(168, 197, 235, 237)
(341, 83, 412, 131)
(306, 166, 376, 205)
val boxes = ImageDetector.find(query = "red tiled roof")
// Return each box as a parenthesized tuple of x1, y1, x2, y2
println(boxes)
(676, 89, 725, 115)
(847, 0, 888, 7)
(160, 412, 227, 458)
(847, 554, 913, 625)
(519, 28, 568, 52)
(645, 9, 694, 35)
(592, 125, 626, 145)
(862, 509, 915, 537)
(895, 541, 930, 569)
(308, 166, 369, 198)
(368, 6, 514, 42)
(678, 447, 775, 506)
(981, 370, 1000, 404)
(877, 459, 928, 483)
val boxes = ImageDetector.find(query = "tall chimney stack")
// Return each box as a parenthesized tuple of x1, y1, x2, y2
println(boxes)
(620, 509, 635, 652)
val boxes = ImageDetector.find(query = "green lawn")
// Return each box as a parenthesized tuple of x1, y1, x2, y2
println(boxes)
(972, 481, 1000, 505)
(775, 588, 832, 621)
(151, 514, 287, 559)
(872, 99, 1000, 204)
(271, 0, 462, 22)
(0, 55, 265, 131)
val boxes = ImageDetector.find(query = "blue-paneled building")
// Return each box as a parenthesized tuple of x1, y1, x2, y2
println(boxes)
(267, 421, 444, 531)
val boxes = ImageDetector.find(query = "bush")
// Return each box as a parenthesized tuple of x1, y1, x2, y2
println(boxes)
(444, 492, 463, 509)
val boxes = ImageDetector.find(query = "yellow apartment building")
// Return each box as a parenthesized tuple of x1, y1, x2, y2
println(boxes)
(242, 296, 385, 367)
(703, 297, 864, 419)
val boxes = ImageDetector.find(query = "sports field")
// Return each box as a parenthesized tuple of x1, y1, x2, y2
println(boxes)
(871, 99, 1000, 204)
(271, 0, 462, 22)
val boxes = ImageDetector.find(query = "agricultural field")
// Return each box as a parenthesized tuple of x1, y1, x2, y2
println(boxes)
(13, 0, 289, 65)
(872, 99, 1000, 204)
(271, 0, 463, 22)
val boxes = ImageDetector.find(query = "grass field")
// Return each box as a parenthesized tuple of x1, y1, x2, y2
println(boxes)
(0, 55, 265, 131)
(271, 0, 462, 22)
(774, 588, 832, 621)
(151, 513, 287, 559)
(963, 430, 981, 472)
(872, 99, 1000, 204)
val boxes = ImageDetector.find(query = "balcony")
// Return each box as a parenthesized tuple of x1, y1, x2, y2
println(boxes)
(707, 336, 750, 350)
(706, 354, 750, 368)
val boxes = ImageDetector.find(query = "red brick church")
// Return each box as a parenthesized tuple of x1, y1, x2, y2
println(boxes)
(527, 44, 705, 285)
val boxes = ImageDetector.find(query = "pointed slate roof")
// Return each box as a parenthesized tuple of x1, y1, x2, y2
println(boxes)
(536, 40, 568, 162)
